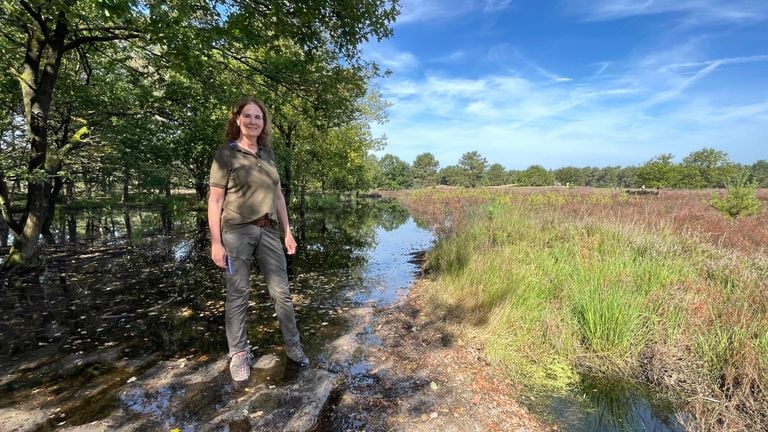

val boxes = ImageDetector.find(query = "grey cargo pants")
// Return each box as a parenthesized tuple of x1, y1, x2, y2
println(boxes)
(222, 224, 300, 355)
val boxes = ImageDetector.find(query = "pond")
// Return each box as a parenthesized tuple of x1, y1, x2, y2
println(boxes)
(0, 198, 687, 431)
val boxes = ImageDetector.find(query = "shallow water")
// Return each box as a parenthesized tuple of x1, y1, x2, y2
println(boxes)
(528, 374, 687, 431)
(0, 199, 433, 428)
(1, 199, 687, 430)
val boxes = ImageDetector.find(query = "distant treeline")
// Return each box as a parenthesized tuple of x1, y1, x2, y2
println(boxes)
(375, 148, 768, 189)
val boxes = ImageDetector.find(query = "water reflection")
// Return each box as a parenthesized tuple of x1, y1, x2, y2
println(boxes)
(534, 374, 687, 432)
(0, 198, 433, 428)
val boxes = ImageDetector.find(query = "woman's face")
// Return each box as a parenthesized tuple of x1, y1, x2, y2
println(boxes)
(237, 103, 264, 140)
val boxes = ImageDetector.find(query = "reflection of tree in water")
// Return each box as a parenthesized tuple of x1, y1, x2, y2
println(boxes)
(577, 374, 683, 432)
(0, 198, 416, 425)
(370, 199, 410, 232)
(292, 198, 408, 274)
(1, 199, 410, 361)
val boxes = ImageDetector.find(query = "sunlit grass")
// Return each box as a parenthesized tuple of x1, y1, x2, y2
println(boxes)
(395, 187, 768, 429)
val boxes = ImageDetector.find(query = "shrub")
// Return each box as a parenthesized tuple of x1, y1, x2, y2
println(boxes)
(710, 171, 762, 219)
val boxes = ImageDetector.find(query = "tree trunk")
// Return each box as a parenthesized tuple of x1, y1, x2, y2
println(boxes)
(194, 179, 207, 202)
(283, 161, 293, 207)
(6, 12, 67, 268)
(299, 178, 307, 219)
(275, 122, 295, 208)
(67, 213, 76, 243)
(42, 175, 63, 238)
(123, 210, 132, 242)
(8, 182, 51, 267)
(65, 177, 75, 200)
(122, 175, 130, 203)
(0, 220, 8, 248)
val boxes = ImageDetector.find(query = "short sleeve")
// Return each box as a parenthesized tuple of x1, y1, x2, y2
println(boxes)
(209, 145, 230, 188)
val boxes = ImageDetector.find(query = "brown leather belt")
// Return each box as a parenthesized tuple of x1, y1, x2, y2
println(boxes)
(251, 214, 278, 229)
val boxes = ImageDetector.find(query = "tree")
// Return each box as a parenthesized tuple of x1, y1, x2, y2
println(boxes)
(485, 163, 508, 186)
(750, 160, 768, 188)
(377, 154, 411, 189)
(518, 165, 554, 186)
(594, 166, 621, 188)
(438, 165, 466, 186)
(554, 166, 585, 186)
(617, 166, 638, 188)
(635, 154, 680, 188)
(681, 148, 737, 188)
(412, 152, 439, 187)
(581, 167, 601, 187)
(458, 151, 487, 187)
(272, 88, 388, 207)
(1, 1, 145, 267)
(0, 0, 400, 267)
(710, 171, 763, 219)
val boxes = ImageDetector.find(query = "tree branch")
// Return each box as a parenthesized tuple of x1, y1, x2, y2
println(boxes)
(56, 126, 90, 159)
(73, 25, 137, 33)
(0, 171, 23, 236)
(18, 0, 49, 38)
(64, 32, 143, 52)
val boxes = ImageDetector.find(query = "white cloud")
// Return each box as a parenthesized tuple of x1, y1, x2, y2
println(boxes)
(397, 0, 516, 24)
(396, 0, 476, 24)
(483, 0, 514, 13)
(432, 50, 466, 64)
(363, 45, 420, 73)
(529, 63, 573, 82)
(373, 47, 768, 169)
(570, 0, 768, 23)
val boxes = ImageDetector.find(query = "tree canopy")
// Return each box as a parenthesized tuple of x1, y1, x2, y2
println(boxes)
(0, 0, 399, 267)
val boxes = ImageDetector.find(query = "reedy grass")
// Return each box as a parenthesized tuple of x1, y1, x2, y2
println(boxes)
(397, 187, 768, 430)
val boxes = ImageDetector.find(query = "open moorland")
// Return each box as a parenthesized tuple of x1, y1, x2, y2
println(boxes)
(387, 186, 768, 431)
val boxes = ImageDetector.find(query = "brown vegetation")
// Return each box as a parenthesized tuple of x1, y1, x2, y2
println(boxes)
(385, 186, 768, 431)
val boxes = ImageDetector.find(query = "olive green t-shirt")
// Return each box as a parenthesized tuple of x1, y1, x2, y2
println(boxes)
(209, 142, 280, 229)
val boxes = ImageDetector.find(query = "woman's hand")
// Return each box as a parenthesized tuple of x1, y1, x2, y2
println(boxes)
(211, 242, 227, 268)
(284, 231, 297, 255)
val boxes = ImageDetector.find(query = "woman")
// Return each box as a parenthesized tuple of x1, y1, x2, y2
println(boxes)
(208, 96, 309, 384)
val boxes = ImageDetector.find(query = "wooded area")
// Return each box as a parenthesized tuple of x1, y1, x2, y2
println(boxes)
(0, 0, 399, 267)
(377, 148, 768, 190)
(1, 1, 764, 269)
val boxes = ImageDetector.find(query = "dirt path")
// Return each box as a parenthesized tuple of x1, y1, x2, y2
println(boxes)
(322, 279, 555, 432)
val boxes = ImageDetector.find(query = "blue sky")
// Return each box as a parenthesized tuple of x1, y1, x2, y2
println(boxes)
(364, 0, 768, 170)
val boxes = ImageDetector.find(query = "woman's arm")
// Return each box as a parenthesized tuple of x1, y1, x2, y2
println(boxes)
(275, 182, 297, 255)
(208, 186, 227, 268)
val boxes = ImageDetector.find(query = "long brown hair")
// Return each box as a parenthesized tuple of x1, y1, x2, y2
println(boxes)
(224, 96, 272, 149)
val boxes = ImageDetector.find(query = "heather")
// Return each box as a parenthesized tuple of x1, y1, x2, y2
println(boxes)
(393, 187, 768, 431)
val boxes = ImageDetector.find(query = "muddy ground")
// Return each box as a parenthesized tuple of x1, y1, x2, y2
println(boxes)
(1, 277, 554, 432)
(322, 278, 555, 432)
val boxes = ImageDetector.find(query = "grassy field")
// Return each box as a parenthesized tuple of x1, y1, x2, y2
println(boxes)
(392, 186, 768, 431)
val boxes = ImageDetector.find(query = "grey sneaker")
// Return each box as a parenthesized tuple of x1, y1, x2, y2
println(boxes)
(229, 350, 252, 382)
(285, 343, 309, 367)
